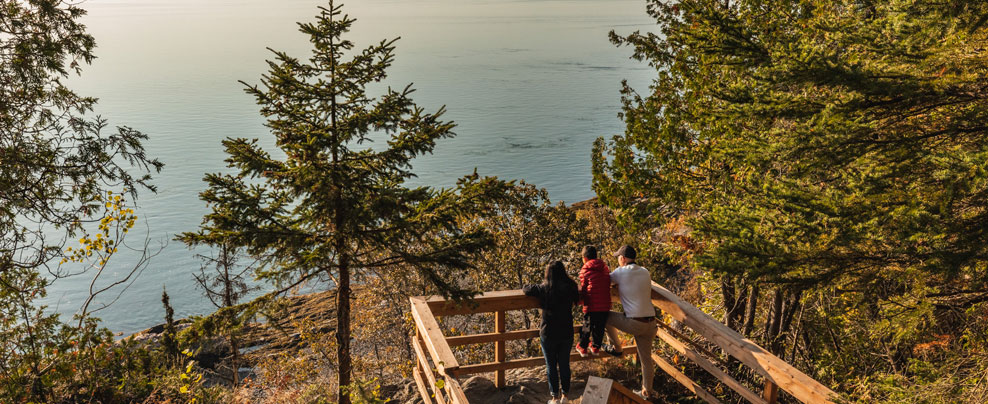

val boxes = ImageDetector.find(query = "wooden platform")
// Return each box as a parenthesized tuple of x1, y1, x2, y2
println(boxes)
(410, 283, 837, 404)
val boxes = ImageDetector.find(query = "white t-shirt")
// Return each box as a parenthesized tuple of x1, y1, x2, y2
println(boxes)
(610, 263, 656, 318)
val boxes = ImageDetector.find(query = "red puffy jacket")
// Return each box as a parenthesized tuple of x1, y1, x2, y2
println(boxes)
(578, 259, 611, 313)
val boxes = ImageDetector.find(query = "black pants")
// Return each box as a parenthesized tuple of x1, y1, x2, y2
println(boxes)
(579, 311, 608, 349)
(540, 334, 573, 397)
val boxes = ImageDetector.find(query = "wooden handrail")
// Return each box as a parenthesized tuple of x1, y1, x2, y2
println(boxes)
(410, 297, 460, 372)
(648, 282, 836, 403)
(652, 352, 723, 404)
(411, 286, 837, 404)
(412, 334, 448, 403)
(451, 345, 641, 376)
(655, 325, 767, 404)
(425, 290, 540, 315)
(445, 325, 581, 346)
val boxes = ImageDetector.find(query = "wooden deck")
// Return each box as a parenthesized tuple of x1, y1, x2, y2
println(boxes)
(409, 282, 837, 404)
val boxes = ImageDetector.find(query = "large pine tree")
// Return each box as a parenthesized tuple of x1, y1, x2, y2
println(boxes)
(179, 2, 508, 402)
(593, 0, 988, 395)
(594, 0, 988, 298)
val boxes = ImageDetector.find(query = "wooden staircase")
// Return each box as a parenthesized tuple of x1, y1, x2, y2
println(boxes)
(409, 282, 837, 404)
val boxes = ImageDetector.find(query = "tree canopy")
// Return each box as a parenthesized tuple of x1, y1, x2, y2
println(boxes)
(594, 0, 988, 294)
(1, 0, 163, 401)
(593, 0, 988, 399)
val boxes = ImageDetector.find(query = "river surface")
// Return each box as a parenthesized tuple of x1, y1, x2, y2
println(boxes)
(45, 0, 656, 335)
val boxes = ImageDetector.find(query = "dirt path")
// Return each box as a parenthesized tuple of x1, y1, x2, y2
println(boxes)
(400, 362, 666, 404)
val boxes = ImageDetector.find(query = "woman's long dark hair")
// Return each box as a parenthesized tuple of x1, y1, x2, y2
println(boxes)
(544, 260, 577, 303)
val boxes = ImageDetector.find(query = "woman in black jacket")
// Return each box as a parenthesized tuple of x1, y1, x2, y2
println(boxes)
(523, 261, 580, 404)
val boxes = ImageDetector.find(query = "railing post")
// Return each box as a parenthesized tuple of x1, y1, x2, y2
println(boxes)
(495, 310, 506, 388)
(763, 380, 779, 404)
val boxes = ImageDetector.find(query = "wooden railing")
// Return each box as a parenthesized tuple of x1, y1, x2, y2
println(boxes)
(409, 282, 837, 404)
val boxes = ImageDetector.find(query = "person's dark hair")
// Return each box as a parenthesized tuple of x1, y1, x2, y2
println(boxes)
(544, 260, 577, 301)
(581, 245, 598, 260)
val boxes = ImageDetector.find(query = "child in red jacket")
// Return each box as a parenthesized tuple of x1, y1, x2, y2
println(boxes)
(577, 245, 610, 356)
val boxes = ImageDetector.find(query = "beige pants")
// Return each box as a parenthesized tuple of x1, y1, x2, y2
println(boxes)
(605, 311, 658, 394)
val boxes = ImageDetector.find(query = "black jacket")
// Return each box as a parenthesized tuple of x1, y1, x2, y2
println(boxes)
(523, 282, 580, 340)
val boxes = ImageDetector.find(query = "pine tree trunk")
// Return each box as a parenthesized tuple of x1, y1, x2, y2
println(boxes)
(775, 290, 802, 355)
(327, 6, 350, 400)
(721, 278, 736, 328)
(336, 254, 352, 404)
(765, 288, 783, 355)
(742, 283, 759, 337)
(221, 243, 239, 385)
(722, 278, 746, 331)
(230, 332, 240, 385)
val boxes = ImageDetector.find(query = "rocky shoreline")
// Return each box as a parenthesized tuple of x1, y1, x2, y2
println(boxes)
(124, 291, 338, 383)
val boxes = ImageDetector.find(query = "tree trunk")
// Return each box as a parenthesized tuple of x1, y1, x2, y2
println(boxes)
(774, 290, 802, 357)
(765, 288, 783, 355)
(221, 243, 239, 385)
(779, 291, 802, 336)
(742, 283, 759, 337)
(336, 254, 352, 404)
(328, 9, 349, 399)
(721, 278, 736, 328)
(230, 332, 240, 385)
(722, 278, 747, 332)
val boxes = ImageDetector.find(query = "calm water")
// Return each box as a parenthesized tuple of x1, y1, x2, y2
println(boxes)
(47, 0, 655, 334)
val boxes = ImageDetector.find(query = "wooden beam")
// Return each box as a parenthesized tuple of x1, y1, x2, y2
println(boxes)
(425, 290, 541, 316)
(657, 321, 729, 368)
(447, 329, 538, 346)
(412, 334, 448, 404)
(583, 375, 651, 404)
(608, 376, 652, 404)
(655, 325, 766, 404)
(444, 377, 470, 404)
(652, 352, 723, 404)
(451, 346, 639, 376)
(413, 366, 436, 404)
(445, 326, 582, 346)
(650, 283, 836, 403)
(763, 380, 779, 404)
(494, 310, 506, 388)
(411, 297, 460, 373)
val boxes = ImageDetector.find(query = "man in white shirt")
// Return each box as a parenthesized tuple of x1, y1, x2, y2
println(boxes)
(603, 245, 658, 399)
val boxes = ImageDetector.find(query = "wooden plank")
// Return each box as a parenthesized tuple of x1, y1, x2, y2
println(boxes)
(650, 283, 836, 403)
(763, 380, 779, 404)
(425, 290, 540, 315)
(444, 377, 469, 404)
(494, 310, 506, 388)
(412, 365, 436, 404)
(608, 377, 651, 404)
(657, 321, 729, 367)
(446, 326, 582, 346)
(655, 325, 767, 404)
(652, 352, 723, 404)
(451, 346, 639, 376)
(447, 329, 539, 346)
(411, 297, 460, 373)
(410, 322, 467, 404)
(581, 376, 614, 404)
(412, 334, 448, 404)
